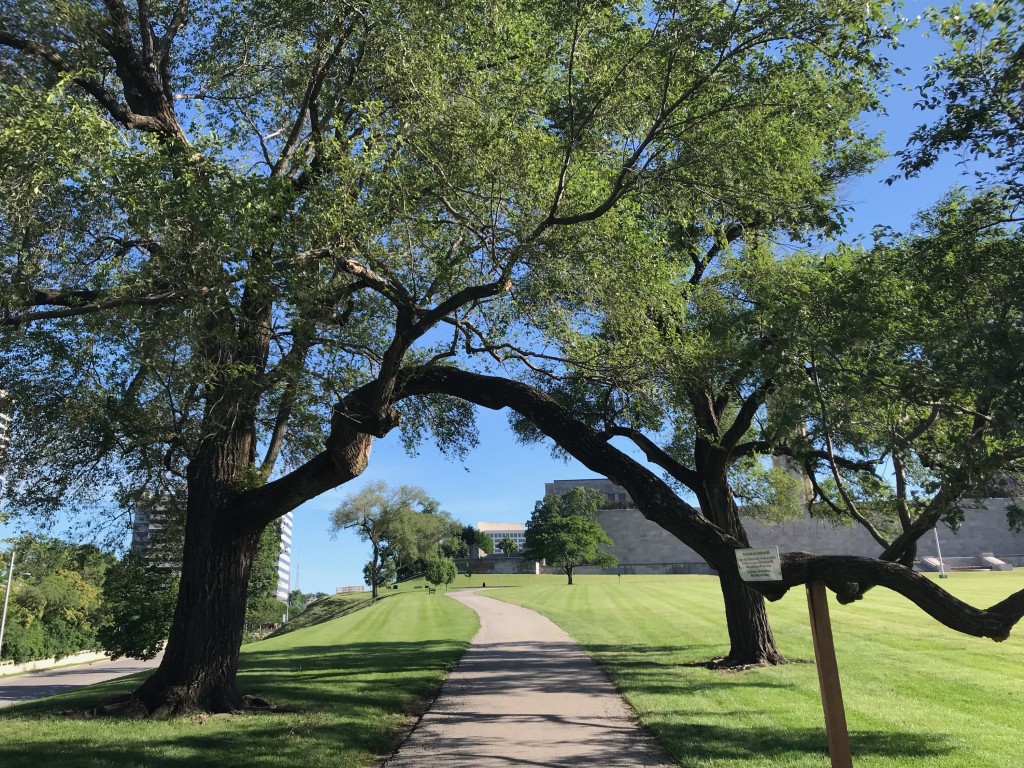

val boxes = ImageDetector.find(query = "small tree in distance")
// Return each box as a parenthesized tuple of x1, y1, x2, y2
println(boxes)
(460, 525, 494, 556)
(329, 483, 444, 599)
(497, 537, 519, 557)
(424, 556, 458, 592)
(524, 488, 617, 585)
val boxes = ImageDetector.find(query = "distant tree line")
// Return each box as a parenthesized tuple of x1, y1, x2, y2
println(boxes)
(0, 537, 112, 664)
(2, 520, 285, 664)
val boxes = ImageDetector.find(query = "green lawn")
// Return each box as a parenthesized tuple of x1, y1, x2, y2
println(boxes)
(0, 591, 479, 768)
(2, 572, 1020, 767)
(487, 571, 1024, 768)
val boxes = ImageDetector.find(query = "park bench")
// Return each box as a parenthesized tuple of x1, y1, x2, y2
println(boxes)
(428, 587, 436, 594)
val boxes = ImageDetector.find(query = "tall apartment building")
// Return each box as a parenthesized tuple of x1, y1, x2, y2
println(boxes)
(276, 511, 293, 601)
(0, 390, 11, 504)
(130, 502, 183, 571)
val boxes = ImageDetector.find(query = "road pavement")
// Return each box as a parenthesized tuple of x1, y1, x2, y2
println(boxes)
(0, 654, 162, 709)
(384, 590, 675, 767)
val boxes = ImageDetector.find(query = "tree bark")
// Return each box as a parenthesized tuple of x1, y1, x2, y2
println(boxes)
(717, 569, 786, 665)
(134, 444, 262, 716)
(133, 496, 261, 713)
(697, 472, 787, 666)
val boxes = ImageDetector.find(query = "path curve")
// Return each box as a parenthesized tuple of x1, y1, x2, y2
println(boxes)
(384, 590, 674, 767)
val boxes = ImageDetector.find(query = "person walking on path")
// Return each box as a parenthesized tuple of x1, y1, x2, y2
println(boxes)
(385, 590, 675, 767)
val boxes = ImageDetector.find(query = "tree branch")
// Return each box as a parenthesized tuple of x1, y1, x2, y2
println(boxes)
(397, 365, 1024, 641)
(720, 379, 772, 451)
(1, 290, 186, 327)
(598, 425, 700, 491)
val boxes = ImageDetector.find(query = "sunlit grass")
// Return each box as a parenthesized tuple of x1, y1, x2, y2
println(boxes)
(488, 571, 1024, 767)
(3, 571, 1019, 767)
(0, 592, 479, 768)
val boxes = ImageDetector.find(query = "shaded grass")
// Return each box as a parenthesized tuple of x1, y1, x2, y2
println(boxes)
(0, 591, 479, 768)
(488, 571, 1024, 768)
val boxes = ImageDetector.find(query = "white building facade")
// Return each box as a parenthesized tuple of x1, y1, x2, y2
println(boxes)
(276, 511, 293, 601)
(477, 521, 526, 555)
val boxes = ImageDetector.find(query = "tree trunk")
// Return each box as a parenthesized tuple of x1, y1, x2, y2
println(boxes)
(717, 568, 787, 666)
(566, 567, 574, 585)
(371, 542, 380, 600)
(124, 355, 386, 715)
(132, 397, 265, 715)
(698, 466, 787, 667)
(133, 511, 261, 714)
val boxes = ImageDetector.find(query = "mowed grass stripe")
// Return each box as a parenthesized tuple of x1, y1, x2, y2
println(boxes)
(0, 591, 479, 768)
(488, 571, 1024, 768)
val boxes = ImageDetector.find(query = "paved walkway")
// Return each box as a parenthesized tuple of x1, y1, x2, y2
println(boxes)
(384, 590, 675, 767)
(0, 654, 162, 708)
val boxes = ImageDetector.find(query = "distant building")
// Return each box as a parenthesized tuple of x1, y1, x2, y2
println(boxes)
(0, 391, 11, 504)
(545, 478, 633, 509)
(276, 511, 293, 601)
(547, 477, 1024, 573)
(130, 502, 182, 571)
(477, 521, 526, 556)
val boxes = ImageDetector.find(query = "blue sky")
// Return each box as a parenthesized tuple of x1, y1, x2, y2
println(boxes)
(3, 5, 991, 594)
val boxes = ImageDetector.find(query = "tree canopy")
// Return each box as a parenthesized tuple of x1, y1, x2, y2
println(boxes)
(0, 0, 921, 710)
(897, 0, 1024, 203)
(497, 537, 519, 557)
(424, 556, 458, 591)
(97, 552, 178, 661)
(1, 537, 113, 663)
(460, 525, 494, 557)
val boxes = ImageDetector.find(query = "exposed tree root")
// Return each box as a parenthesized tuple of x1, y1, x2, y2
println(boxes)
(56, 692, 286, 720)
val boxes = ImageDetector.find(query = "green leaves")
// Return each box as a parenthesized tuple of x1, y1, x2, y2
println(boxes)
(898, 0, 1024, 201)
(524, 488, 618, 578)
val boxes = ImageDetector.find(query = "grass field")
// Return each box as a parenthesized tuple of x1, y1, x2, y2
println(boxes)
(1, 572, 1020, 767)
(0, 591, 479, 768)
(487, 571, 1024, 768)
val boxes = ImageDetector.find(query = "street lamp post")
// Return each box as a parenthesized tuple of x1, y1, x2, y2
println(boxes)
(0, 390, 13, 659)
(933, 527, 948, 579)
(0, 547, 14, 660)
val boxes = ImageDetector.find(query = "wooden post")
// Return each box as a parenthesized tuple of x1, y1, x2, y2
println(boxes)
(806, 580, 853, 768)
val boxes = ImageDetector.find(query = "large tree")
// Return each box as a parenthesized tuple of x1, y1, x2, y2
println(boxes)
(0, 0, 895, 711)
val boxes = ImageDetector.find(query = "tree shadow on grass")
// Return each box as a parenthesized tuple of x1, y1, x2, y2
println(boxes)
(579, 644, 956, 764)
(0, 640, 469, 768)
(654, 722, 956, 763)
(581, 643, 804, 698)
(0, 717, 393, 768)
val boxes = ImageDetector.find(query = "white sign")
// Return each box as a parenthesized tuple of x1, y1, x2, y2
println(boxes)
(736, 546, 783, 582)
